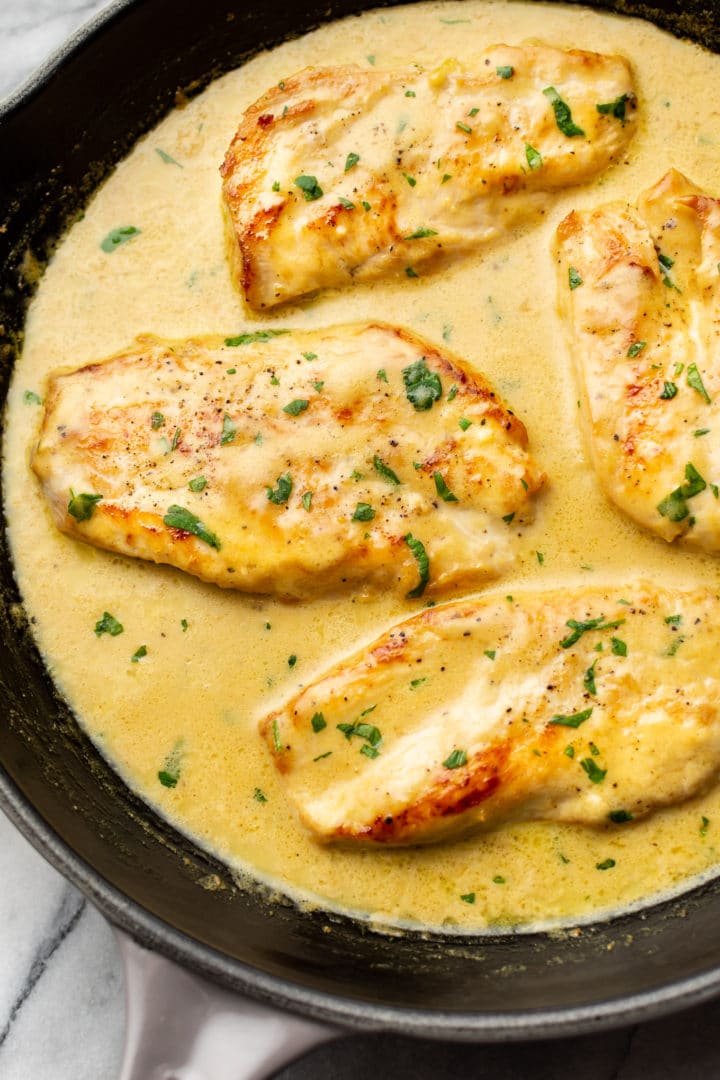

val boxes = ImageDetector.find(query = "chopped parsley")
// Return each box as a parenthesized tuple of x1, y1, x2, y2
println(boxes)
(170, 427, 182, 451)
(687, 362, 711, 403)
(560, 615, 625, 648)
(344, 152, 360, 172)
(373, 455, 401, 485)
(337, 711, 382, 756)
(220, 414, 236, 445)
(253, 788, 268, 802)
(496, 65, 514, 78)
(402, 356, 442, 410)
(312, 712, 327, 732)
(525, 143, 542, 170)
(550, 707, 593, 729)
(456, 121, 472, 135)
(701, 816, 711, 837)
(405, 532, 430, 598)
(23, 390, 42, 405)
(405, 266, 419, 278)
(156, 148, 182, 167)
(433, 471, 458, 502)
(627, 341, 646, 358)
(657, 462, 706, 522)
(294, 174, 323, 201)
(283, 398, 310, 416)
(609, 809, 633, 824)
(458, 417, 472, 431)
(95, 612, 124, 637)
(338, 197, 355, 210)
(596, 93, 630, 121)
(266, 473, 293, 505)
(596, 858, 616, 870)
(404, 226, 439, 240)
(484, 649, 496, 661)
(447, 383, 458, 402)
(163, 504, 221, 549)
(492, 875, 506, 885)
(583, 660, 597, 695)
(189, 476, 207, 492)
(224, 329, 291, 346)
(158, 769, 179, 789)
(131, 645, 147, 663)
(288, 654, 297, 668)
(68, 490, 102, 522)
(443, 748, 468, 769)
(568, 267, 583, 290)
(580, 758, 607, 784)
(660, 381, 678, 399)
(353, 502, 376, 522)
(403, 173, 417, 187)
(460, 892, 476, 903)
(543, 86, 585, 137)
(611, 637, 627, 656)
(301, 491, 313, 511)
(100, 226, 141, 252)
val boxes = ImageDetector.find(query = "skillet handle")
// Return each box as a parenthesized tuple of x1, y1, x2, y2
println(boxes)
(114, 930, 338, 1080)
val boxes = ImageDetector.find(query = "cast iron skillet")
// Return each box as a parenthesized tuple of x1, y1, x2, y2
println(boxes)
(3, 0, 720, 1063)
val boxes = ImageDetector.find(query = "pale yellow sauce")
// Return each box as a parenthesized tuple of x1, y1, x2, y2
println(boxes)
(6, 0, 720, 932)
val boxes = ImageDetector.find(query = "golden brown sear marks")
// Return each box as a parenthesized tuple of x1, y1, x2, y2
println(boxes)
(555, 169, 720, 551)
(221, 44, 637, 308)
(261, 583, 720, 845)
(31, 322, 543, 600)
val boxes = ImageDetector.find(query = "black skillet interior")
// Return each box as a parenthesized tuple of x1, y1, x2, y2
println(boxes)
(2, 0, 720, 1039)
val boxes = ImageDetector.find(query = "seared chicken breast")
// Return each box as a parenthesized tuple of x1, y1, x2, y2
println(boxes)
(32, 323, 543, 600)
(556, 170, 720, 550)
(221, 44, 637, 309)
(261, 582, 720, 845)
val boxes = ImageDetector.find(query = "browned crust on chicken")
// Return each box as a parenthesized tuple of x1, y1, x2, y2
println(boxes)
(261, 583, 720, 845)
(221, 45, 637, 308)
(31, 322, 543, 600)
(555, 169, 720, 551)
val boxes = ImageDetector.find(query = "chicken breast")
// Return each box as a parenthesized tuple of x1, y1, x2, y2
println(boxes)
(261, 582, 720, 845)
(555, 170, 720, 550)
(221, 44, 637, 309)
(31, 322, 543, 600)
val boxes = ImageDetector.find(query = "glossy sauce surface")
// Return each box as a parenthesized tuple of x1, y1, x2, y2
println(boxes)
(6, 0, 720, 931)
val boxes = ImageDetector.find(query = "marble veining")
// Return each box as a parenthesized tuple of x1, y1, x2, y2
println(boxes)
(3, 1, 720, 1076)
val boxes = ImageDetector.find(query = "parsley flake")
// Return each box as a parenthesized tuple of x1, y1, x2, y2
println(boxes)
(163, 505, 221, 549)
(543, 86, 585, 137)
(373, 455, 401, 485)
(405, 533, 430, 598)
(68, 491, 102, 522)
(95, 612, 124, 637)
(101, 226, 141, 252)
(353, 502, 376, 522)
(433, 471, 458, 502)
(443, 748, 468, 769)
(266, 474, 293, 505)
(294, 174, 323, 201)
(550, 708, 593, 729)
(283, 398, 310, 416)
(224, 330, 291, 347)
(402, 356, 442, 410)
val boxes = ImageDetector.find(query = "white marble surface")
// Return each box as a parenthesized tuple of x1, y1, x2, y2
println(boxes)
(4, 2, 720, 1077)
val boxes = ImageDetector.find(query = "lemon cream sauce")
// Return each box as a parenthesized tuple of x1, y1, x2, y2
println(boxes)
(6, 0, 720, 931)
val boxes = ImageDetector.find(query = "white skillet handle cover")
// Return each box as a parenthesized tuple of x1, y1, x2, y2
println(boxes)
(115, 930, 338, 1079)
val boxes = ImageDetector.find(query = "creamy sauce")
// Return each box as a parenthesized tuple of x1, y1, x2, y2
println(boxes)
(6, 0, 720, 932)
